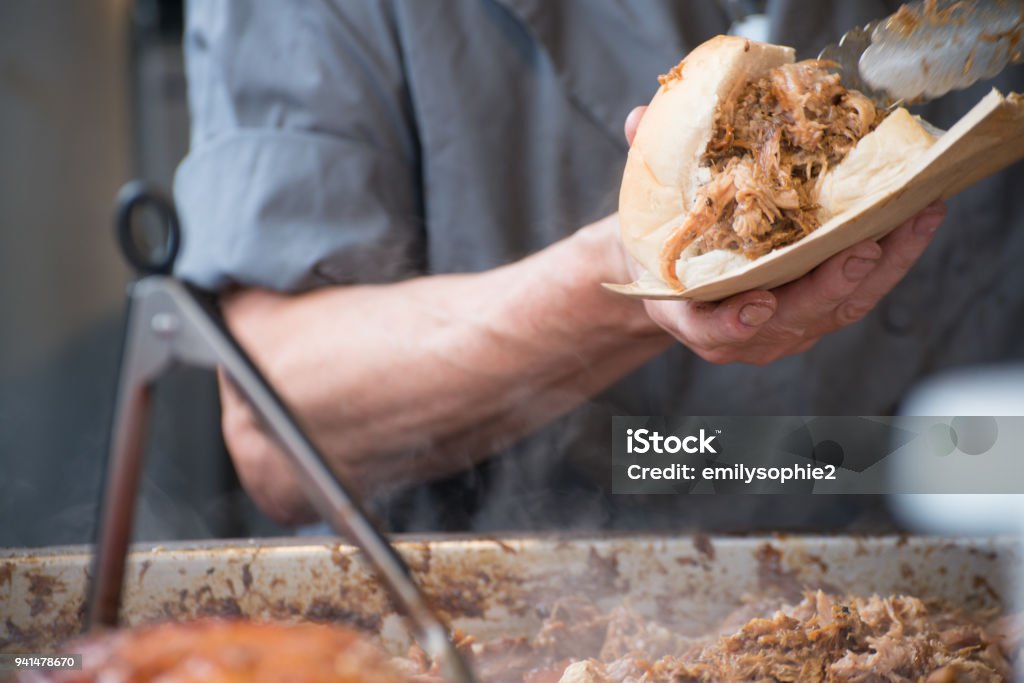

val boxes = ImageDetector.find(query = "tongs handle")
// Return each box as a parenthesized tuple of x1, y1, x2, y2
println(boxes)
(86, 182, 476, 683)
(87, 181, 175, 627)
(115, 181, 180, 276)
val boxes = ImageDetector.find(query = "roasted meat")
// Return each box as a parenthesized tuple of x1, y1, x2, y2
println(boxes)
(660, 60, 884, 288)
(16, 619, 407, 683)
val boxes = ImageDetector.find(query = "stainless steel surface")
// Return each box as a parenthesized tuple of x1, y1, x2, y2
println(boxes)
(86, 185, 476, 682)
(862, 0, 1023, 102)
(819, 20, 894, 107)
(2, 535, 1017, 657)
(821, 0, 1024, 106)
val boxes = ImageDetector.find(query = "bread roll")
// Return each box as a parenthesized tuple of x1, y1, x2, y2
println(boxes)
(618, 35, 936, 296)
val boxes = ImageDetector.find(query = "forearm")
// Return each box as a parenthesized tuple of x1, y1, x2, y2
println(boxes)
(221, 216, 670, 522)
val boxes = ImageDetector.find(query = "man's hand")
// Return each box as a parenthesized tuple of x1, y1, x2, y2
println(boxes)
(622, 106, 945, 366)
(210, 104, 944, 525)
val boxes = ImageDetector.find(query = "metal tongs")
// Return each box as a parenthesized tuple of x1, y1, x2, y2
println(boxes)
(84, 181, 477, 683)
(820, 0, 1023, 107)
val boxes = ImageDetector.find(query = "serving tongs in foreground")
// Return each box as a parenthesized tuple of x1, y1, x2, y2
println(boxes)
(820, 0, 1023, 107)
(85, 181, 477, 683)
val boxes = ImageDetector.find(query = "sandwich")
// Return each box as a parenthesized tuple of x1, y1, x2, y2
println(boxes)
(612, 35, 1024, 301)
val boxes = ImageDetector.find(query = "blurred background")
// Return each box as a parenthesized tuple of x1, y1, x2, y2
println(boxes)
(0, 0, 283, 546)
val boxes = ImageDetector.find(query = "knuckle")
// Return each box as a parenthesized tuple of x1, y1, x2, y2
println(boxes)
(815, 260, 859, 299)
(886, 244, 923, 272)
(836, 301, 872, 325)
(761, 322, 805, 344)
(821, 278, 858, 306)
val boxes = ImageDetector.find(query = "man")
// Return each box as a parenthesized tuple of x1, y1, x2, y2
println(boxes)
(174, 1, 1023, 531)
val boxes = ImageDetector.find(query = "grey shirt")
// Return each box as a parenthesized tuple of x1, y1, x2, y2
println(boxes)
(175, 0, 1024, 532)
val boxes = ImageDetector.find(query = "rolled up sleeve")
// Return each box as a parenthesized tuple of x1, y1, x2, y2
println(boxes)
(174, 0, 423, 291)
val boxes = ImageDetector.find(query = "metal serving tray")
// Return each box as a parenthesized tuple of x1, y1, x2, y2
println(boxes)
(1, 534, 1017, 656)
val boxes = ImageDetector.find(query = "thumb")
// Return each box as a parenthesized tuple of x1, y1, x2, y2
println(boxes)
(624, 106, 647, 146)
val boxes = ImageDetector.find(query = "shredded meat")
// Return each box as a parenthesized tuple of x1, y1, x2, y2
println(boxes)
(670, 592, 1010, 682)
(660, 60, 885, 289)
(402, 592, 1014, 683)
(37, 594, 1013, 683)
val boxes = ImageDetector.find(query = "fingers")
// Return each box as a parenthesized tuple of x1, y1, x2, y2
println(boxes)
(624, 106, 647, 146)
(647, 290, 776, 360)
(767, 201, 945, 338)
(771, 240, 883, 336)
(644, 202, 945, 365)
(835, 202, 946, 321)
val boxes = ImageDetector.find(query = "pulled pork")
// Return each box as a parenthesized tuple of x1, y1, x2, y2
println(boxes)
(669, 591, 1011, 683)
(659, 60, 884, 289)
(400, 591, 1014, 683)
